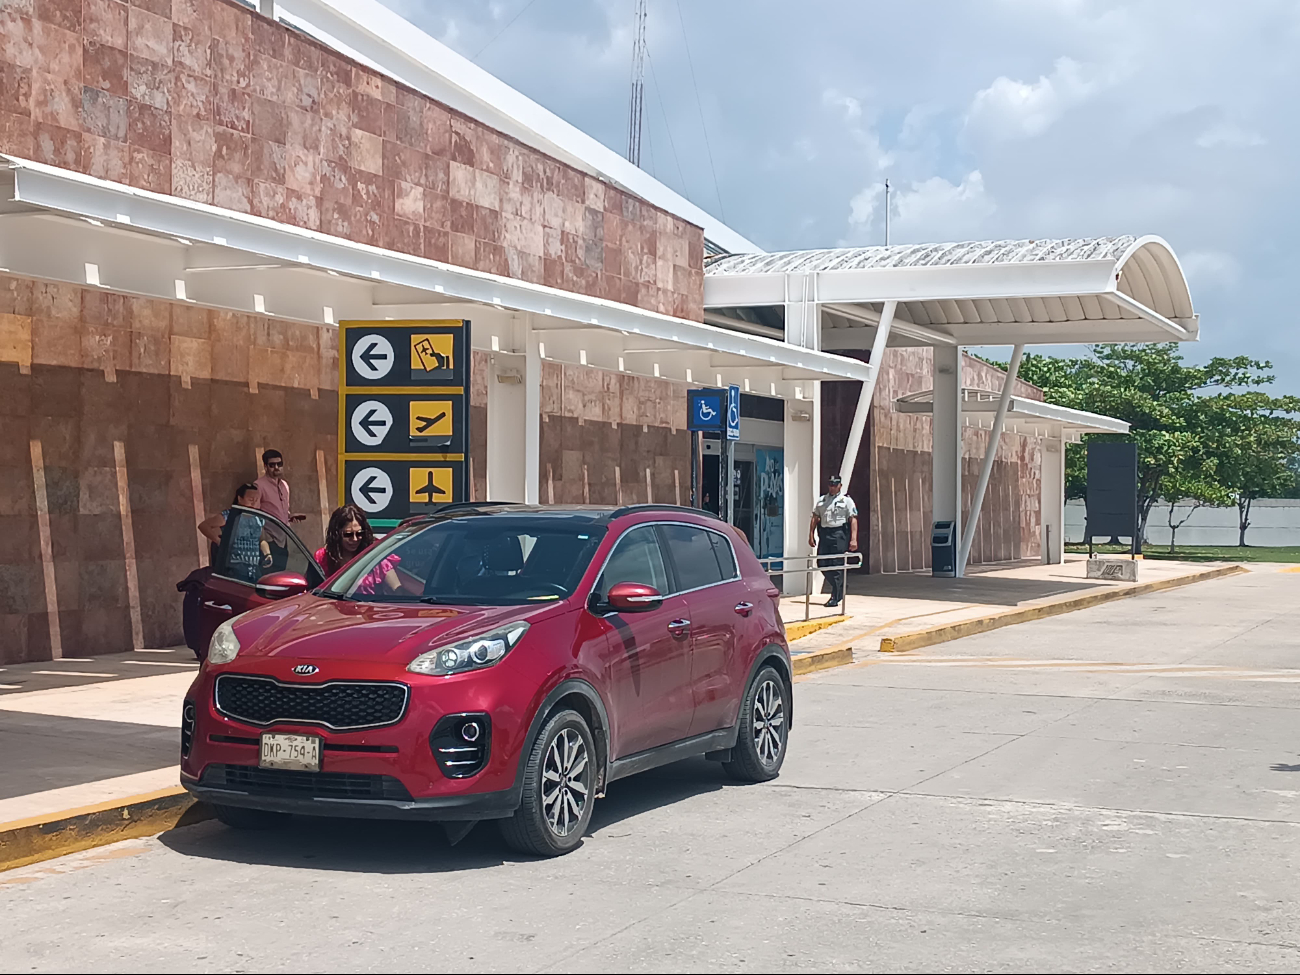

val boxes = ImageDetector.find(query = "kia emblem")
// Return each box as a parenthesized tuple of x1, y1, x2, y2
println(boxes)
(291, 664, 319, 676)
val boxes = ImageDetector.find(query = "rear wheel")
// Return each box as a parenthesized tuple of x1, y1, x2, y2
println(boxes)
(499, 709, 595, 857)
(210, 803, 289, 830)
(723, 665, 788, 782)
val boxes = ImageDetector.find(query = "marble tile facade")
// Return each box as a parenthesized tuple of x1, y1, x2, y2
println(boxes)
(0, 0, 705, 319)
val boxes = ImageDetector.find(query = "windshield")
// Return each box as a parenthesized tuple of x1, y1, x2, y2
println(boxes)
(319, 515, 607, 605)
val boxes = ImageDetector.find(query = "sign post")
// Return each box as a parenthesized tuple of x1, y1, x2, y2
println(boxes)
(339, 320, 471, 528)
(725, 385, 740, 526)
(687, 387, 725, 511)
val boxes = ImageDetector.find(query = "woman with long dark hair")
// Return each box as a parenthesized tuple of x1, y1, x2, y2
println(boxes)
(315, 504, 402, 594)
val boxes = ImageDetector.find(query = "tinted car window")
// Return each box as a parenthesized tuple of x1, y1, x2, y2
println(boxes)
(708, 531, 739, 580)
(660, 524, 729, 592)
(596, 525, 669, 596)
(215, 508, 322, 587)
(322, 516, 606, 604)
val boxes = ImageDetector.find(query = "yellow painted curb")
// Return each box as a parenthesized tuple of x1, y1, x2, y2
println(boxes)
(0, 787, 211, 873)
(785, 614, 851, 643)
(878, 563, 1248, 654)
(792, 646, 854, 676)
(1278, 565, 1300, 573)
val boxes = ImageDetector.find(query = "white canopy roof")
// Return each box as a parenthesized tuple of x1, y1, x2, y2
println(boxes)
(705, 236, 1198, 347)
(896, 387, 1131, 443)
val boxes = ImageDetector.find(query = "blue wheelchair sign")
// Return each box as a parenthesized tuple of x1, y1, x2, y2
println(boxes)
(687, 389, 725, 431)
(726, 385, 740, 441)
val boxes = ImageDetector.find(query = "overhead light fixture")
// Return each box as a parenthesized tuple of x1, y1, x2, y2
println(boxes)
(618, 357, 625, 372)
(174, 236, 192, 246)
(491, 335, 500, 352)
(323, 305, 334, 324)
(174, 279, 187, 300)
(253, 294, 265, 313)
(579, 350, 587, 365)
(84, 263, 100, 286)
(83, 217, 103, 227)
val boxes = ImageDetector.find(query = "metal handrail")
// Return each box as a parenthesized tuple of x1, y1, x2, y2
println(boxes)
(758, 552, 864, 621)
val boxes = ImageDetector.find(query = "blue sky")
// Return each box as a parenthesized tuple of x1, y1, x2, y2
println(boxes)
(385, 0, 1300, 393)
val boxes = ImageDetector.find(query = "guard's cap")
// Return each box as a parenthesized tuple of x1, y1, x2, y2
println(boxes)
(828, 474, 842, 485)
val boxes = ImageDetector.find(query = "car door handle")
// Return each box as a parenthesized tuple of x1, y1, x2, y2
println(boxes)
(667, 618, 691, 638)
(734, 601, 754, 617)
(204, 601, 233, 612)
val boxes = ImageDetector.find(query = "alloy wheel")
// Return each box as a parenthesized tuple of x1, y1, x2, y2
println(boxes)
(541, 727, 590, 836)
(752, 677, 786, 767)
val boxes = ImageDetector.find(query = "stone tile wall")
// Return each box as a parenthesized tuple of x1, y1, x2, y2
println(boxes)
(823, 347, 1044, 574)
(0, 0, 705, 319)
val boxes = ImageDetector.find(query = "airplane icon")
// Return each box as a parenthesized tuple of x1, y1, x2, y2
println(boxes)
(410, 467, 454, 505)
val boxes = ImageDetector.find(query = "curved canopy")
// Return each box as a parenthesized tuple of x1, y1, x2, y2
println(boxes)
(704, 236, 1198, 347)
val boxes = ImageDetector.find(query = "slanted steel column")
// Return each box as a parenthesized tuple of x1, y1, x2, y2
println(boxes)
(957, 343, 1024, 576)
(836, 299, 896, 494)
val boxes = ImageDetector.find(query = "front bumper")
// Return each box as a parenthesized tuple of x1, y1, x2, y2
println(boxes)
(183, 777, 519, 821)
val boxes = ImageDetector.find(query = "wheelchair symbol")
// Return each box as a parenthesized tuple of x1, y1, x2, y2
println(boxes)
(697, 401, 718, 421)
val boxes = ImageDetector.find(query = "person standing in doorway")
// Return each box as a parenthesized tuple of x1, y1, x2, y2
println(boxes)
(255, 449, 307, 571)
(809, 473, 858, 608)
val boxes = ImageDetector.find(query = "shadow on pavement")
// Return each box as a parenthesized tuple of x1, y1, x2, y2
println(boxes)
(846, 568, 1103, 606)
(159, 757, 737, 871)
(1270, 763, 1300, 772)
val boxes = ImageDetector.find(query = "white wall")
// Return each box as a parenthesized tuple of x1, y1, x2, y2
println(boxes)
(1065, 499, 1300, 547)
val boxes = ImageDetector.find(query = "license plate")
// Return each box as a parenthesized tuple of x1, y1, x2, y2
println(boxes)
(259, 733, 321, 771)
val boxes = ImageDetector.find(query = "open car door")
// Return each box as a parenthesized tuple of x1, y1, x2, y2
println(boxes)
(193, 506, 325, 658)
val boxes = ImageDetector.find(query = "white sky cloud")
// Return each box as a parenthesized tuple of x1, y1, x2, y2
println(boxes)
(382, 0, 1300, 391)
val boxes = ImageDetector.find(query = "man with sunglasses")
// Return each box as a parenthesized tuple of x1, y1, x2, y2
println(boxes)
(254, 448, 307, 572)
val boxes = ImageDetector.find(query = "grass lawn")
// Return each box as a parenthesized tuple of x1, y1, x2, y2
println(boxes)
(1065, 543, 1300, 563)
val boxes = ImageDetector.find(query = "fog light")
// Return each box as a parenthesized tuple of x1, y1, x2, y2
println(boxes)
(461, 720, 481, 742)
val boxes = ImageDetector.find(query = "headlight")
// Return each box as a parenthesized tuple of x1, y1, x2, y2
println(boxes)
(407, 622, 530, 676)
(208, 619, 241, 664)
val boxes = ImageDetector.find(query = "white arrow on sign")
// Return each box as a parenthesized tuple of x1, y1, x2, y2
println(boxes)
(350, 467, 393, 514)
(351, 334, 394, 381)
(349, 400, 393, 447)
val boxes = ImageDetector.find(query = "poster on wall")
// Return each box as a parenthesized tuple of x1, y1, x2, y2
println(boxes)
(754, 447, 785, 561)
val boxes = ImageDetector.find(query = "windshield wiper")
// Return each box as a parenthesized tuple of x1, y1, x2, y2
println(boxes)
(311, 589, 348, 600)
(419, 596, 443, 604)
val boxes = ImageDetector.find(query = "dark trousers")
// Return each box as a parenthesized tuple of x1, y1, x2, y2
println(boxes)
(268, 541, 289, 573)
(818, 526, 850, 603)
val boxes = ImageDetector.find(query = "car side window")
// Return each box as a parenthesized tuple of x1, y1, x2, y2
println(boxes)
(214, 508, 323, 588)
(660, 523, 728, 593)
(708, 531, 739, 581)
(595, 526, 669, 597)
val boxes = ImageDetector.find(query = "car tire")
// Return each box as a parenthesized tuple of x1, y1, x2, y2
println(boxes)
(210, 803, 289, 830)
(499, 709, 596, 857)
(723, 665, 789, 782)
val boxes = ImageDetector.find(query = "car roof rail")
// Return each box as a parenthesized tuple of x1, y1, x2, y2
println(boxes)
(609, 503, 723, 521)
(394, 501, 523, 528)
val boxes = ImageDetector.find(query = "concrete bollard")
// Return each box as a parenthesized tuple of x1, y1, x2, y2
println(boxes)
(1086, 558, 1139, 582)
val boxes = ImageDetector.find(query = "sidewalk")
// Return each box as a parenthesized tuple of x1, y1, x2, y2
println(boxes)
(783, 554, 1258, 665)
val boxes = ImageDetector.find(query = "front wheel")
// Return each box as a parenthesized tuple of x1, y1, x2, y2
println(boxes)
(723, 665, 788, 782)
(499, 709, 596, 857)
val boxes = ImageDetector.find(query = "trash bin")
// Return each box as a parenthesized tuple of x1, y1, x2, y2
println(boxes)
(931, 521, 956, 577)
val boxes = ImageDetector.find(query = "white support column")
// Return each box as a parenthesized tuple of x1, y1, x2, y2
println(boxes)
(523, 317, 542, 504)
(486, 351, 526, 502)
(783, 398, 815, 596)
(836, 300, 895, 494)
(932, 345, 963, 552)
(1041, 436, 1065, 564)
(957, 344, 1024, 576)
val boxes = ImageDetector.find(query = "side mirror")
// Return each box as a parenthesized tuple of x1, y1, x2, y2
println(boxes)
(255, 571, 310, 600)
(605, 581, 663, 613)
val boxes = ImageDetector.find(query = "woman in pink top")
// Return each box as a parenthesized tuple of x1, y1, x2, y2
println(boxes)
(316, 505, 402, 595)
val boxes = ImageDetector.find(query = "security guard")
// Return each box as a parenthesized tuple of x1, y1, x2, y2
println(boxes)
(808, 474, 858, 607)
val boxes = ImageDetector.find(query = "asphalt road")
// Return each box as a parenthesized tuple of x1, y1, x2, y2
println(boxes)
(3, 569, 1299, 973)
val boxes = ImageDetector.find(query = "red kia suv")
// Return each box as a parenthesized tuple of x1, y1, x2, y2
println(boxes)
(181, 503, 792, 856)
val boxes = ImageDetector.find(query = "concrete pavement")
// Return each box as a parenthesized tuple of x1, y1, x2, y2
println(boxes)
(2, 568, 1299, 971)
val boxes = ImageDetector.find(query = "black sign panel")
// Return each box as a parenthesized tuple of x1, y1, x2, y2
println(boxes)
(339, 320, 470, 524)
(1085, 441, 1138, 540)
(343, 322, 467, 388)
(343, 393, 467, 455)
(343, 459, 468, 522)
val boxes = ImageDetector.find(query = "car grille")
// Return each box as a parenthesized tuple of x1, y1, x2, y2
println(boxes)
(214, 674, 408, 731)
(201, 764, 412, 801)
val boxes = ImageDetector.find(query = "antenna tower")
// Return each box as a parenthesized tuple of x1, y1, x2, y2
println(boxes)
(626, 0, 647, 166)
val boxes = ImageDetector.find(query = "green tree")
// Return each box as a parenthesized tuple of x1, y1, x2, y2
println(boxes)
(1199, 392, 1300, 545)
(1015, 344, 1284, 547)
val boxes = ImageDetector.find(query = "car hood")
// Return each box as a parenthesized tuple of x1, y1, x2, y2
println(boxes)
(230, 595, 564, 664)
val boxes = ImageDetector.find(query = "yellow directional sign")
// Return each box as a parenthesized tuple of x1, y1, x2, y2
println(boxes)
(409, 466, 455, 505)
(409, 400, 454, 439)
(411, 333, 455, 373)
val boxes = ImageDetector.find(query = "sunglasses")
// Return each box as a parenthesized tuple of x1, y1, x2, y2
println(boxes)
(341, 530, 364, 539)
(267, 461, 283, 468)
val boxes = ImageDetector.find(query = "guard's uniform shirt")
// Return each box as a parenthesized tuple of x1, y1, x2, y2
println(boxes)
(813, 492, 857, 529)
